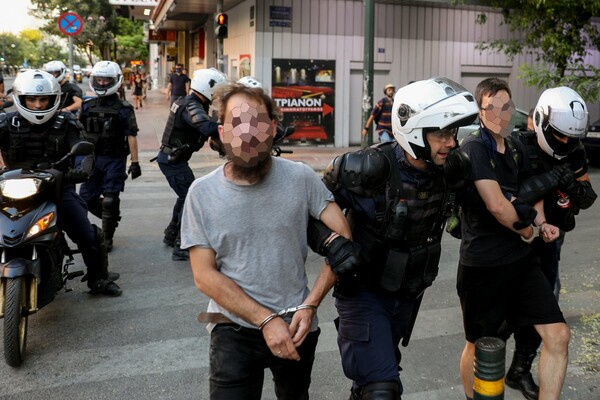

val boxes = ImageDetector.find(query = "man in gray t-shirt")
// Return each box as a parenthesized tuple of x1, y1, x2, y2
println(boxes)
(181, 83, 351, 399)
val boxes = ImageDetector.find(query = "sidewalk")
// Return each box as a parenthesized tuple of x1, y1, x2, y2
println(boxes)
(130, 87, 357, 174)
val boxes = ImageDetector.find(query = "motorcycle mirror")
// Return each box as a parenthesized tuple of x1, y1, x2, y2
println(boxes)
(1, 100, 14, 110)
(70, 141, 95, 156)
(283, 126, 295, 138)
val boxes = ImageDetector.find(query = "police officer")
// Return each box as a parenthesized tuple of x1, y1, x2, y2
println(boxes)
(502, 87, 597, 400)
(44, 60, 83, 114)
(78, 61, 141, 252)
(0, 70, 121, 296)
(322, 78, 478, 399)
(156, 67, 226, 261)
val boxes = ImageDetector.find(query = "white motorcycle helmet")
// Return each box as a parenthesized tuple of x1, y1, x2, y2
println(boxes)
(237, 76, 262, 88)
(44, 60, 67, 83)
(190, 68, 227, 102)
(12, 69, 61, 125)
(533, 86, 588, 160)
(391, 77, 479, 160)
(90, 61, 123, 97)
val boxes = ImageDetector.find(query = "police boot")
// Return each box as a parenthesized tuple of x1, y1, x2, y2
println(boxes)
(360, 382, 402, 400)
(172, 238, 189, 261)
(163, 223, 178, 247)
(505, 350, 539, 400)
(101, 194, 121, 252)
(81, 225, 122, 297)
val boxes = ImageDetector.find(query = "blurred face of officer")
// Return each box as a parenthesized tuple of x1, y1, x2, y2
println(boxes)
(219, 93, 277, 168)
(426, 128, 457, 167)
(480, 90, 515, 138)
(25, 95, 50, 110)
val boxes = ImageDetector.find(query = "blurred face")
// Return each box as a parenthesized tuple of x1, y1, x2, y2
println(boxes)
(96, 77, 113, 86)
(219, 93, 276, 168)
(426, 128, 457, 166)
(480, 90, 515, 138)
(25, 95, 50, 110)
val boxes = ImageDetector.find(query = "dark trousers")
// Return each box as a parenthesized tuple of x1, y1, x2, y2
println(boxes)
(209, 324, 320, 400)
(335, 289, 415, 392)
(156, 151, 195, 231)
(79, 156, 127, 202)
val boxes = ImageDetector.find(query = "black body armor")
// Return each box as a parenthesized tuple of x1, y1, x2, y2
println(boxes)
(160, 97, 210, 162)
(82, 96, 132, 157)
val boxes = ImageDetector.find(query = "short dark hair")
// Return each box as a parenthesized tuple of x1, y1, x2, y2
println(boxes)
(474, 78, 512, 107)
(215, 83, 280, 123)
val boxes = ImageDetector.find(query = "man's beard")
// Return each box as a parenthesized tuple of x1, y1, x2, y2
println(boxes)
(229, 156, 273, 183)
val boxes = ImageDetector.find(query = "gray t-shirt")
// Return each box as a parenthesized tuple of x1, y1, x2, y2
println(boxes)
(181, 157, 334, 329)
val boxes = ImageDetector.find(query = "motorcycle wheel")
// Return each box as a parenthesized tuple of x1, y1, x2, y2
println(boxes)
(3, 277, 28, 367)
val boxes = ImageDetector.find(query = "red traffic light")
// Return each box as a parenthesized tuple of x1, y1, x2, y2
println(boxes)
(216, 13, 228, 26)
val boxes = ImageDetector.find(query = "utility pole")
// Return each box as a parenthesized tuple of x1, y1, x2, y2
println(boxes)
(361, 0, 375, 148)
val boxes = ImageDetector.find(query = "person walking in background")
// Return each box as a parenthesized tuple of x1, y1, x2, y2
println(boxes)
(78, 61, 142, 252)
(156, 68, 226, 261)
(362, 83, 396, 143)
(456, 77, 568, 400)
(323, 77, 478, 399)
(181, 82, 352, 399)
(166, 63, 191, 107)
(133, 72, 144, 109)
(44, 60, 83, 115)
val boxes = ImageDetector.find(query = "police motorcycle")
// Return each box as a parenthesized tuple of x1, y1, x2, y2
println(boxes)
(0, 141, 94, 367)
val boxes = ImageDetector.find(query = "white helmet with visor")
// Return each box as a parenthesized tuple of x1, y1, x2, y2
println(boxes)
(12, 69, 62, 125)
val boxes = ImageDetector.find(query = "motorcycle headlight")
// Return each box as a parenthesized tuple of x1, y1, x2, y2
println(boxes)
(26, 212, 55, 239)
(0, 178, 42, 200)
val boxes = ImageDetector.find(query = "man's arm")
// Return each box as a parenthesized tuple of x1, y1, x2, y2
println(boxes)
(185, 80, 190, 95)
(166, 82, 172, 100)
(189, 246, 303, 360)
(63, 95, 82, 113)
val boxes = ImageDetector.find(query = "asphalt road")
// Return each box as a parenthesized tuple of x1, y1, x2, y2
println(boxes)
(0, 81, 598, 399)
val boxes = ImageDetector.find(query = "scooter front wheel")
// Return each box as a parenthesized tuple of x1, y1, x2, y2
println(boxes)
(3, 277, 28, 367)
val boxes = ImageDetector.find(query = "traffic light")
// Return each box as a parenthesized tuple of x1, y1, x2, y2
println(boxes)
(215, 13, 228, 39)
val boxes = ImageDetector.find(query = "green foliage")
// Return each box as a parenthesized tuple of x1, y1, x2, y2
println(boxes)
(114, 17, 148, 66)
(472, 0, 600, 102)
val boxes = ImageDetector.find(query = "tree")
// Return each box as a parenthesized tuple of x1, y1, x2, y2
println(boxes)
(115, 17, 148, 66)
(471, 0, 600, 102)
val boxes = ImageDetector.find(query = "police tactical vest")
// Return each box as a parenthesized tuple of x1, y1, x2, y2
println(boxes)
(161, 97, 208, 154)
(4, 112, 70, 168)
(84, 98, 129, 156)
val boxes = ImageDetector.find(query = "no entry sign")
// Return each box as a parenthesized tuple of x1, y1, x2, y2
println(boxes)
(58, 12, 84, 36)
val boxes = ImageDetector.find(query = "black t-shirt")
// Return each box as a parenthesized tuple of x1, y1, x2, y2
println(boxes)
(459, 129, 531, 267)
(61, 82, 83, 108)
(169, 73, 190, 96)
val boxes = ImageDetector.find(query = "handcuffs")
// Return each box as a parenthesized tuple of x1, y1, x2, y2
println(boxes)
(258, 304, 317, 330)
(521, 221, 545, 244)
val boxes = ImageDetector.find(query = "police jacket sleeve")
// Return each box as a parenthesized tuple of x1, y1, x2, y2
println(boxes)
(569, 180, 597, 210)
(65, 117, 93, 183)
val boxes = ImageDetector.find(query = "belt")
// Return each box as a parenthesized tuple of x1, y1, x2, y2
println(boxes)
(197, 312, 234, 324)
(160, 144, 173, 155)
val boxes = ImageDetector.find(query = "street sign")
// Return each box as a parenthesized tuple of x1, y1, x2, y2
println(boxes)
(57, 12, 84, 37)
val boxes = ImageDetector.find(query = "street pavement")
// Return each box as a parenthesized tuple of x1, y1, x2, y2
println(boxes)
(0, 84, 599, 399)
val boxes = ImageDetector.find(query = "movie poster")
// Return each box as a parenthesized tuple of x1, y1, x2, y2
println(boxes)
(271, 59, 335, 144)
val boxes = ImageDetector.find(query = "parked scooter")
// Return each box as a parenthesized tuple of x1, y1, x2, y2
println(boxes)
(271, 124, 295, 156)
(0, 141, 94, 367)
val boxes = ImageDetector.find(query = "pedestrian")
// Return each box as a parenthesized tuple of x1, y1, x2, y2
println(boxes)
(456, 77, 568, 400)
(78, 61, 141, 252)
(133, 72, 144, 109)
(322, 77, 478, 399)
(0, 69, 121, 296)
(362, 83, 395, 143)
(141, 72, 149, 99)
(502, 87, 596, 400)
(181, 81, 352, 400)
(166, 63, 190, 107)
(44, 60, 83, 114)
(156, 67, 226, 261)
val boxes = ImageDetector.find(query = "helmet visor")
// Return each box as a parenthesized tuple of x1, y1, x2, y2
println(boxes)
(91, 76, 116, 92)
(547, 104, 588, 138)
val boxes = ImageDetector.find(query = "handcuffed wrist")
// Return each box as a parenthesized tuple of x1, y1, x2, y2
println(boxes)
(258, 313, 280, 330)
(521, 225, 539, 243)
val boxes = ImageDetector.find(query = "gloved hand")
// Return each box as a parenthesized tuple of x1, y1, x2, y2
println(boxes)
(511, 198, 537, 230)
(128, 162, 141, 179)
(323, 236, 363, 275)
(550, 163, 576, 192)
(65, 168, 89, 184)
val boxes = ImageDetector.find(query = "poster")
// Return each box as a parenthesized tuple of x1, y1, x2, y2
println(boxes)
(271, 59, 335, 144)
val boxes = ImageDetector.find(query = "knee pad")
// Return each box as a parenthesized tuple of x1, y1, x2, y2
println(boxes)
(360, 382, 401, 400)
(102, 193, 120, 211)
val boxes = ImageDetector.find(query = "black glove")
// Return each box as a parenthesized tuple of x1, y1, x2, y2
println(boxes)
(511, 198, 537, 230)
(65, 168, 89, 184)
(323, 236, 363, 275)
(128, 162, 141, 179)
(551, 163, 576, 192)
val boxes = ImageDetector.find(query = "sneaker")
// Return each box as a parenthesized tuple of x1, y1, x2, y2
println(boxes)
(172, 247, 189, 261)
(88, 280, 122, 297)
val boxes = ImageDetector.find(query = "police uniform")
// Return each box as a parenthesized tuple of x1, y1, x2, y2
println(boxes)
(60, 81, 83, 110)
(157, 93, 218, 256)
(78, 93, 138, 250)
(324, 141, 453, 397)
(0, 111, 112, 288)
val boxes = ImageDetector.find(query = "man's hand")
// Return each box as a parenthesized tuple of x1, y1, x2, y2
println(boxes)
(323, 236, 363, 275)
(128, 161, 141, 179)
(288, 307, 316, 348)
(540, 222, 560, 243)
(511, 198, 537, 230)
(551, 163, 576, 192)
(261, 317, 300, 361)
